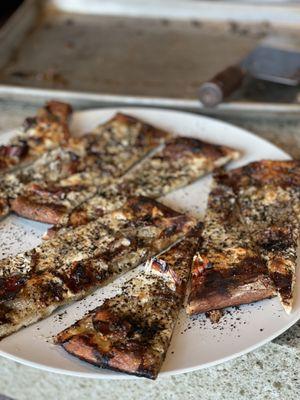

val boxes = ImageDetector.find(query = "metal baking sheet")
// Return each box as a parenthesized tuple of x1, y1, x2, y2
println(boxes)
(1, 0, 300, 115)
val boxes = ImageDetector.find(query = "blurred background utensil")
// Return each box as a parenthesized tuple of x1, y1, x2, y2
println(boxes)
(199, 35, 300, 107)
(0, 1, 23, 27)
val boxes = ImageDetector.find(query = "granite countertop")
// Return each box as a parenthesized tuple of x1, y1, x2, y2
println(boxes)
(0, 100, 299, 400)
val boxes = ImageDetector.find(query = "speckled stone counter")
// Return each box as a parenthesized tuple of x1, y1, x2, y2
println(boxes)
(0, 100, 299, 400)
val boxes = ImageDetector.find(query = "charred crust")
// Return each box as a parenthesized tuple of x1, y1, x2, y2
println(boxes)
(57, 305, 165, 379)
(55, 320, 82, 343)
(188, 282, 275, 314)
(189, 256, 271, 303)
(10, 196, 67, 225)
(39, 280, 66, 305)
(0, 275, 27, 302)
(58, 261, 95, 293)
(216, 160, 300, 190)
(57, 261, 107, 293)
(93, 306, 163, 343)
(163, 137, 238, 161)
(1, 101, 72, 172)
(270, 271, 292, 302)
(125, 196, 181, 219)
(261, 227, 295, 252)
(0, 304, 12, 325)
(61, 334, 156, 379)
(26, 183, 87, 200)
(44, 101, 73, 121)
(60, 335, 101, 364)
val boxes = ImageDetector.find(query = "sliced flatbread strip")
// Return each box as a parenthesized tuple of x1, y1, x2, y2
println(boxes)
(83, 112, 171, 177)
(59, 137, 241, 228)
(10, 113, 171, 224)
(55, 227, 201, 379)
(218, 160, 300, 313)
(186, 177, 275, 315)
(0, 101, 72, 174)
(0, 197, 195, 339)
(9, 177, 98, 225)
(0, 136, 99, 220)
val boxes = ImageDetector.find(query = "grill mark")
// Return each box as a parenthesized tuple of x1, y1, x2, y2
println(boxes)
(189, 257, 270, 302)
(0, 275, 27, 302)
(260, 227, 295, 252)
(0, 304, 12, 324)
(56, 260, 108, 294)
(39, 280, 66, 305)
(270, 271, 292, 301)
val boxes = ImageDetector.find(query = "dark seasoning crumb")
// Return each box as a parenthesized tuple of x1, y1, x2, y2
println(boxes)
(178, 298, 282, 342)
(179, 306, 252, 338)
(56, 310, 68, 322)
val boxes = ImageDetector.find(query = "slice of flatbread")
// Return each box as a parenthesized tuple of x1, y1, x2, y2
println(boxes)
(10, 113, 171, 224)
(56, 227, 201, 379)
(0, 101, 72, 174)
(0, 136, 99, 220)
(186, 177, 275, 315)
(59, 136, 241, 228)
(0, 197, 195, 339)
(84, 112, 171, 177)
(219, 160, 300, 313)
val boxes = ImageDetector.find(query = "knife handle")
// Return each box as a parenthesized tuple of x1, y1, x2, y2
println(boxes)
(198, 65, 246, 107)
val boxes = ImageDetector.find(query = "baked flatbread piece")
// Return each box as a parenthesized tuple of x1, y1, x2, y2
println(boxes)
(218, 160, 300, 313)
(187, 176, 275, 315)
(56, 227, 201, 379)
(0, 197, 195, 339)
(0, 101, 72, 173)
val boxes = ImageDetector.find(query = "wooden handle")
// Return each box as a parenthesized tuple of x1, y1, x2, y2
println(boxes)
(199, 65, 245, 107)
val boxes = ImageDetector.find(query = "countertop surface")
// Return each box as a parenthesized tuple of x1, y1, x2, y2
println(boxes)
(0, 100, 299, 400)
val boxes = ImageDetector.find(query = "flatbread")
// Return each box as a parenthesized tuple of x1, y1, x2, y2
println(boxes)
(56, 227, 201, 379)
(217, 160, 300, 313)
(187, 176, 275, 315)
(0, 101, 72, 174)
(0, 197, 195, 339)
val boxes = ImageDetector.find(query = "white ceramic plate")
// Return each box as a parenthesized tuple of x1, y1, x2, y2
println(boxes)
(0, 108, 299, 379)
